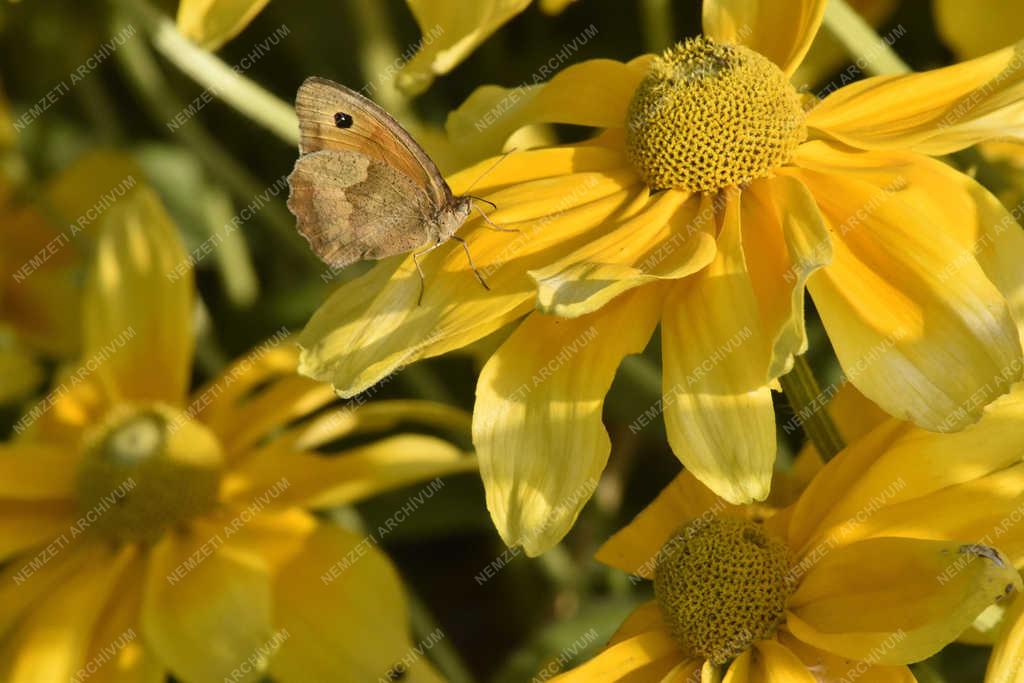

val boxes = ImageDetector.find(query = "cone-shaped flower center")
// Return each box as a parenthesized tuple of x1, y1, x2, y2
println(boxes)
(76, 404, 224, 543)
(626, 37, 807, 193)
(654, 516, 796, 664)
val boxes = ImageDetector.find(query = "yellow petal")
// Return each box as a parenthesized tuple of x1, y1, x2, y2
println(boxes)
(0, 442, 77, 500)
(84, 187, 194, 406)
(225, 433, 476, 509)
(299, 150, 641, 397)
(742, 175, 832, 380)
(398, 0, 532, 94)
(191, 341, 300, 433)
(531, 190, 718, 318)
(988, 593, 1024, 683)
(85, 554, 164, 683)
(143, 529, 273, 683)
(806, 41, 1024, 154)
(792, 141, 1024, 346)
(474, 286, 660, 555)
(0, 544, 134, 683)
(790, 165, 1023, 433)
(608, 601, 665, 645)
(842, 465, 1024, 563)
(752, 640, 817, 682)
(661, 190, 775, 505)
(702, 0, 827, 75)
(267, 400, 472, 454)
(0, 537, 93, 643)
(596, 471, 740, 579)
(549, 631, 682, 683)
(934, 0, 1024, 60)
(790, 385, 1024, 548)
(176, 0, 271, 51)
(215, 374, 336, 458)
(777, 632, 916, 683)
(0, 499, 76, 563)
(788, 537, 1022, 664)
(270, 524, 442, 683)
(446, 58, 650, 157)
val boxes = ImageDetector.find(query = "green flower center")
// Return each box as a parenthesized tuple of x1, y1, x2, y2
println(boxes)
(625, 37, 807, 193)
(653, 516, 796, 664)
(76, 404, 224, 543)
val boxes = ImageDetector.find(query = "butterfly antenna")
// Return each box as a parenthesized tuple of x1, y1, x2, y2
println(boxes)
(462, 148, 517, 195)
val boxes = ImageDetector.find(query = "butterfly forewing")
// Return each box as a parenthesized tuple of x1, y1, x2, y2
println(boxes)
(287, 150, 435, 269)
(294, 77, 450, 208)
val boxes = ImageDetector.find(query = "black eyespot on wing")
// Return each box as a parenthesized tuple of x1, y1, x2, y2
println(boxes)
(334, 112, 353, 129)
(386, 663, 407, 681)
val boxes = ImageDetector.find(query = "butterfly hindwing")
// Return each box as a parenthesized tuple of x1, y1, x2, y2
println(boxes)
(287, 149, 436, 269)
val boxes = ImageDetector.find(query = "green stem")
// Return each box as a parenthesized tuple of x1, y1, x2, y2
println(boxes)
(639, 0, 676, 53)
(619, 354, 662, 398)
(407, 591, 476, 683)
(822, 0, 911, 76)
(779, 355, 845, 461)
(116, 0, 298, 146)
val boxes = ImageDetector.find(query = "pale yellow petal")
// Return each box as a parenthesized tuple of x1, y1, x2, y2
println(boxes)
(702, 0, 827, 75)
(176, 0, 272, 51)
(142, 529, 273, 683)
(531, 190, 718, 318)
(788, 537, 1022, 664)
(742, 175, 832, 380)
(661, 190, 775, 505)
(270, 524, 442, 683)
(84, 187, 194, 406)
(398, 0, 532, 95)
(988, 593, 1024, 683)
(790, 165, 1023, 433)
(474, 286, 660, 555)
(806, 41, 1024, 154)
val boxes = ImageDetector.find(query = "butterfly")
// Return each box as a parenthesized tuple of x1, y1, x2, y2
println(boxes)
(286, 77, 509, 301)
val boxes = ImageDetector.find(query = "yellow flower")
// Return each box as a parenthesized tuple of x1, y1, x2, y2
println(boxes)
(0, 186, 474, 682)
(554, 384, 1024, 681)
(299, 0, 1024, 555)
(0, 151, 142, 404)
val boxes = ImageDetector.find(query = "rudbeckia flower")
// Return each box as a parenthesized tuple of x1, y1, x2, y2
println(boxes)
(0, 151, 141, 404)
(299, 0, 1024, 555)
(551, 383, 1024, 681)
(0, 186, 474, 682)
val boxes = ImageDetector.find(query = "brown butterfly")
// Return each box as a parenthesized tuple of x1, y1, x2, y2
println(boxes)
(286, 77, 507, 301)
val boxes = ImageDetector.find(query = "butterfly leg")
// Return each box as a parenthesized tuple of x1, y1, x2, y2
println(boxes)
(412, 240, 445, 306)
(474, 204, 519, 233)
(451, 236, 491, 292)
